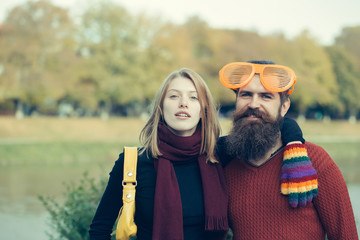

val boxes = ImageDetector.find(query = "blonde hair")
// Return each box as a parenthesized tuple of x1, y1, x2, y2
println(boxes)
(139, 68, 220, 163)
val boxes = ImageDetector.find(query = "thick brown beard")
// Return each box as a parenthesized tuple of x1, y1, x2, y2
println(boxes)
(225, 108, 283, 163)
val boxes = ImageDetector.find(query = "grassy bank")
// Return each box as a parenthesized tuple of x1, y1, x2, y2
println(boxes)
(0, 116, 143, 167)
(0, 141, 132, 166)
(0, 116, 359, 182)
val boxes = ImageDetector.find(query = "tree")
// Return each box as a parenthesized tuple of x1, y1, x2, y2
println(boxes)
(289, 31, 338, 119)
(0, 0, 77, 116)
(335, 26, 360, 68)
(205, 28, 268, 107)
(326, 46, 360, 121)
(77, 1, 174, 116)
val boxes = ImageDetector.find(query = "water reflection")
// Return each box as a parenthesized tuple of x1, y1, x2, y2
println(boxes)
(0, 164, 111, 213)
(348, 185, 360, 234)
(0, 164, 112, 240)
(0, 165, 359, 240)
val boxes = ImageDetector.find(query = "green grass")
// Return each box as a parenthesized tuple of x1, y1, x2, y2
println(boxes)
(0, 141, 139, 166)
(0, 116, 142, 166)
(0, 117, 359, 183)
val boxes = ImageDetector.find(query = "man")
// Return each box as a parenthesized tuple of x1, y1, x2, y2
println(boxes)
(216, 60, 358, 239)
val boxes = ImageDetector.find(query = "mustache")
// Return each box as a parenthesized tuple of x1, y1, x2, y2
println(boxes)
(233, 108, 265, 122)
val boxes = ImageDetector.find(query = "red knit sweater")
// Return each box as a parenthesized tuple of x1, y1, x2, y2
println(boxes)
(224, 142, 358, 240)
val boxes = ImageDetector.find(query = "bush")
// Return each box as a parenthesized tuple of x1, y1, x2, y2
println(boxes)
(39, 171, 232, 240)
(39, 172, 108, 240)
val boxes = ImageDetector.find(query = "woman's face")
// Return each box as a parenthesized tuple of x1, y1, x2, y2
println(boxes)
(163, 77, 201, 136)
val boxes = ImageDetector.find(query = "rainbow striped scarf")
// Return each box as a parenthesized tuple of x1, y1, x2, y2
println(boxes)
(281, 143, 318, 208)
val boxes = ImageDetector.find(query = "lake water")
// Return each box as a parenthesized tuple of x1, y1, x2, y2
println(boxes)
(0, 164, 111, 240)
(0, 165, 359, 239)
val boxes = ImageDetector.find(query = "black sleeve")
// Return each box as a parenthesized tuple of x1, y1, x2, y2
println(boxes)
(215, 136, 233, 168)
(89, 153, 124, 240)
(281, 117, 305, 144)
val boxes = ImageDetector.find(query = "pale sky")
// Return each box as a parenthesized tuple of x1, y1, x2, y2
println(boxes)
(1, 0, 359, 45)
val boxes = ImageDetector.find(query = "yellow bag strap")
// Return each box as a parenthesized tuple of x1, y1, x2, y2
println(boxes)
(111, 147, 138, 237)
(122, 147, 138, 188)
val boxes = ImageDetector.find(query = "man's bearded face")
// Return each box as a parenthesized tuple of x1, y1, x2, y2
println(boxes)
(225, 107, 283, 162)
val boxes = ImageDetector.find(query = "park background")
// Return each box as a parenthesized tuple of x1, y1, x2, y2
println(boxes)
(0, 0, 359, 239)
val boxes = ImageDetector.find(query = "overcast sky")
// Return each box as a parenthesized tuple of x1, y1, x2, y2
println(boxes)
(1, 0, 359, 45)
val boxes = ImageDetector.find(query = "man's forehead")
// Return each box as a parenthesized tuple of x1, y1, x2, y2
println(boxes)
(238, 75, 271, 93)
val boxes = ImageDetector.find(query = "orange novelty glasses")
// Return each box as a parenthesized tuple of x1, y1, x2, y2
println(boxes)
(219, 62, 297, 95)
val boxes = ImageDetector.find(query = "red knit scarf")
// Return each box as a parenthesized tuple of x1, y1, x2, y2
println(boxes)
(152, 123, 228, 240)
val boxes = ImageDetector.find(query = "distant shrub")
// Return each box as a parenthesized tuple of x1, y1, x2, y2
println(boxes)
(39, 172, 108, 240)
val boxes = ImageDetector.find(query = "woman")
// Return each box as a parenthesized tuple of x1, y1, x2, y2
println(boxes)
(89, 68, 229, 240)
(89, 68, 303, 240)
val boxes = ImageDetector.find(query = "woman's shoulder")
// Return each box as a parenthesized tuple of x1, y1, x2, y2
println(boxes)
(116, 147, 153, 164)
(111, 147, 153, 175)
(137, 148, 154, 164)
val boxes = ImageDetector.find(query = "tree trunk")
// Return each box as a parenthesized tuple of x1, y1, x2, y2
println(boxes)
(15, 99, 24, 119)
(297, 113, 306, 123)
(349, 115, 357, 124)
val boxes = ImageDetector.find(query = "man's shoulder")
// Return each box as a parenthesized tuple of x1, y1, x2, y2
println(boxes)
(304, 141, 335, 169)
(304, 141, 327, 152)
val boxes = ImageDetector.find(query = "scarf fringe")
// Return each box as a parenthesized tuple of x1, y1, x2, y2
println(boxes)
(205, 216, 229, 231)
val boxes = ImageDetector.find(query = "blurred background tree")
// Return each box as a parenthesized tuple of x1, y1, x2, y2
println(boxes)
(326, 45, 360, 121)
(0, 0, 359, 121)
(0, 0, 77, 117)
